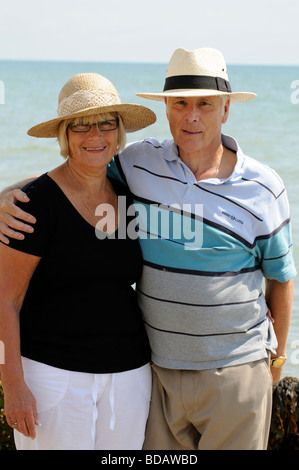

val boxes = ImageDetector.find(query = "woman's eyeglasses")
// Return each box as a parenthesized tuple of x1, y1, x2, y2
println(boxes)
(68, 119, 119, 133)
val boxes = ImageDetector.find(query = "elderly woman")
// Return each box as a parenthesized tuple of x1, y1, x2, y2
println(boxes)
(0, 73, 156, 450)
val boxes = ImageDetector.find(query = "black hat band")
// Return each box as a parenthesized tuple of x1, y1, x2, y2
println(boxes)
(163, 75, 232, 93)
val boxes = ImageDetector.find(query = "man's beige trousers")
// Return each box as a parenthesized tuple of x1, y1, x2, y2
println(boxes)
(143, 358, 272, 450)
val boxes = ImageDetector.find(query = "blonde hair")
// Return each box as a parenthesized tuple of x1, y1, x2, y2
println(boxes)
(57, 112, 126, 159)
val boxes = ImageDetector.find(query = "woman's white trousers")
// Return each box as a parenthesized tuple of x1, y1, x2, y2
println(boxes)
(14, 357, 151, 450)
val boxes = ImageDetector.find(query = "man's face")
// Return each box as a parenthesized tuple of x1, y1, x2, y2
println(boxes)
(165, 95, 230, 159)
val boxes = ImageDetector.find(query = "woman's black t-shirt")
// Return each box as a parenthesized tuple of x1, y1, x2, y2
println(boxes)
(7, 173, 150, 373)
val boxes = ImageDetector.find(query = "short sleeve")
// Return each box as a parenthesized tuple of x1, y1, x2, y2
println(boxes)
(258, 221, 297, 282)
(256, 185, 297, 282)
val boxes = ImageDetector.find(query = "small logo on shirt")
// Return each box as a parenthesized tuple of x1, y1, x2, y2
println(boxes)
(222, 211, 244, 224)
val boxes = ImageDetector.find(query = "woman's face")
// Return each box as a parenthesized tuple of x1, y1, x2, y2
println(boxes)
(67, 117, 119, 172)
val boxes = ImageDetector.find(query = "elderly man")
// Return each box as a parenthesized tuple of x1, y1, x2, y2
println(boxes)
(0, 48, 296, 450)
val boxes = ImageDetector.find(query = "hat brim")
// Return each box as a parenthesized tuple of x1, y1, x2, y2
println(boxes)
(136, 89, 256, 103)
(27, 103, 156, 138)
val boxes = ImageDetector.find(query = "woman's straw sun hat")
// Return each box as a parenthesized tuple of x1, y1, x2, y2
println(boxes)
(28, 73, 156, 138)
(136, 47, 256, 103)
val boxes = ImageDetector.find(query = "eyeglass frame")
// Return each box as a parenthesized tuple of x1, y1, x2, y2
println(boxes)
(68, 118, 119, 133)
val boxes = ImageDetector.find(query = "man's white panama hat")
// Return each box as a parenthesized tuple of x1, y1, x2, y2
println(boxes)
(136, 47, 256, 103)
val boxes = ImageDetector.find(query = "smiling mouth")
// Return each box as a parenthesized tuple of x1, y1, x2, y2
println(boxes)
(83, 146, 106, 151)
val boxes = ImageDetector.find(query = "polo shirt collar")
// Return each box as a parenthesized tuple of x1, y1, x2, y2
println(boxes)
(161, 140, 180, 161)
(161, 134, 245, 183)
(221, 134, 245, 183)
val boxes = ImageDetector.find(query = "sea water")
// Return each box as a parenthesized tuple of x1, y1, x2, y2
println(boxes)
(0, 60, 298, 377)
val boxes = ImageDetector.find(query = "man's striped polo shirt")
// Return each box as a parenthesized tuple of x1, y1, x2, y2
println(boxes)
(108, 134, 296, 370)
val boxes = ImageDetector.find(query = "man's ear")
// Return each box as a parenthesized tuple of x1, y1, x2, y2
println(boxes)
(222, 97, 230, 124)
(164, 97, 169, 120)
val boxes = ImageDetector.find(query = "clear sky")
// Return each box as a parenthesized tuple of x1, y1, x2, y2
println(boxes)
(1, 0, 299, 65)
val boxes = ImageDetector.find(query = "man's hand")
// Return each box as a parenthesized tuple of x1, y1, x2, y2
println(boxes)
(271, 365, 284, 385)
(0, 189, 36, 244)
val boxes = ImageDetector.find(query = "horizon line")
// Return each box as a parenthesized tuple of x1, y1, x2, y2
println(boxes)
(0, 58, 298, 67)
